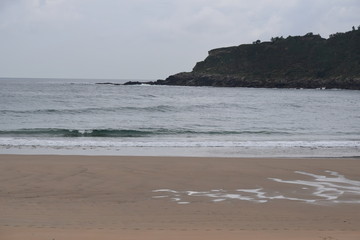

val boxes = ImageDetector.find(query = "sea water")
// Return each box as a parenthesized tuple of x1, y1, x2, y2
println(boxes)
(0, 78, 359, 157)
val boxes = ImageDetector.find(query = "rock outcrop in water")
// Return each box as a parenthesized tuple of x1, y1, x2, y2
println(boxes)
(125, 28, 360, 89)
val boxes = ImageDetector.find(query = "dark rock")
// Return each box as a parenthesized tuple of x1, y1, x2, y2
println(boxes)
(123, 81, 144, 85)
(95, 82, 122, 86)
(96, 82, 122, 85)
(123, 80, 159, 85)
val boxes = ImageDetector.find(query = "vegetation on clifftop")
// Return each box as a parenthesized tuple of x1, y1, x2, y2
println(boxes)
(193, 29, 360, 79)
(155, 27, 360, 89)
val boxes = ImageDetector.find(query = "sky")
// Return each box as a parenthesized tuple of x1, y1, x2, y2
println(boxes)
(0, 0, 359, 80)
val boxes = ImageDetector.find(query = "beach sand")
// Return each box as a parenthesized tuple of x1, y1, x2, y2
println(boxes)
(0, 154, 359, 239)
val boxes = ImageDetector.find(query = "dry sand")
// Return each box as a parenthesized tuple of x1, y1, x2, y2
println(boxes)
(0, 154, 359, 239)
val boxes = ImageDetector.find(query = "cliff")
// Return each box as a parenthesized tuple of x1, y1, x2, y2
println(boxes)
(149, 28, 360, 89)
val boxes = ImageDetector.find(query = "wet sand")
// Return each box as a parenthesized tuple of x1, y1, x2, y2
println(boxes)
(0, 154, 359, 239)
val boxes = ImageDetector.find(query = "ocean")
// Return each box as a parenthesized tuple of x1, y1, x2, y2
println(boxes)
(0, 78, 359, 157)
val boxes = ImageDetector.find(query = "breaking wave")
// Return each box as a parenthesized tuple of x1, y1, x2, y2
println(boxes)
(0, 128, 290, 138)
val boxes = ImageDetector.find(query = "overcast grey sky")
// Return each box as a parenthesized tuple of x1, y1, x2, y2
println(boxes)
(1, 0, 359, 80)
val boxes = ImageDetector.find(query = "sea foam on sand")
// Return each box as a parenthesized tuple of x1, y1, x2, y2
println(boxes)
(153, 171, 360, 204)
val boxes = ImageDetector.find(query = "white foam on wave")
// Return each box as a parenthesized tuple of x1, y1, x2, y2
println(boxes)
(152, 171, 360, 205)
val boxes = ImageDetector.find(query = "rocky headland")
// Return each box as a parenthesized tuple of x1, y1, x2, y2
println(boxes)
(123, 28, 360, 89)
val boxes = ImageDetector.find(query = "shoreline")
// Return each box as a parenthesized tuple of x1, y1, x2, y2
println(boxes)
(1, 144, 359, 158)
(1, 154, 359, 239)
(1, 152, 360, 158)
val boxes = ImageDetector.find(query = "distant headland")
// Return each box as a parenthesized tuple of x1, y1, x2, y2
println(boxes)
(122, 27, 360, 89)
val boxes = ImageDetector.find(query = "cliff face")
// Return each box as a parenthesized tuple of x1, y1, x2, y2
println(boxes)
(156, 29, 360, 89)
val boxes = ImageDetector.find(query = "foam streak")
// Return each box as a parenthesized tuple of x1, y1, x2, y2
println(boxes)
(152, 171, 360, 205)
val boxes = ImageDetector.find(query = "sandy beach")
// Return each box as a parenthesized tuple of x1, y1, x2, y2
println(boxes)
(0, 154, 359, 239)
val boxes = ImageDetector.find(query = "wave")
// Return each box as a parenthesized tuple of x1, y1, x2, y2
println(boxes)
(0, 105, 174, 115)
(0, 103, 256, 115)
(0, 128, 290, 138)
